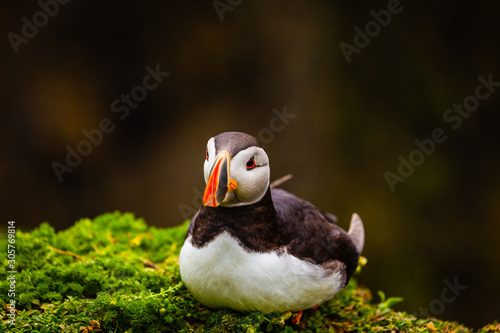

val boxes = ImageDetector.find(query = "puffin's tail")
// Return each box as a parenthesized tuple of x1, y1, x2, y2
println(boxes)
(347, 213, 365, 254)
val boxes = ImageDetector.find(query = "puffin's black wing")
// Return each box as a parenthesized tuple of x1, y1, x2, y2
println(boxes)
(319, 209, 338, 224)
(271, 188, 360, 285)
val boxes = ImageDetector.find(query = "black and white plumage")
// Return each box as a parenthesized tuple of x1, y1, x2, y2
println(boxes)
(179, 132, 365, 314)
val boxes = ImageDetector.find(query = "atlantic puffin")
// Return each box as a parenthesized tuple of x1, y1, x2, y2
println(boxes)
(179, 132, 365, 320)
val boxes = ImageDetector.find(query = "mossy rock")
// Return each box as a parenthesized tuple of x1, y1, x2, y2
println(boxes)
(1, 212, 499, 332)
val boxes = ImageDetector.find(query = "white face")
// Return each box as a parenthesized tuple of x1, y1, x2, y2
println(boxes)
(204, 137, 270, 207)
(204, 138, 217, 183)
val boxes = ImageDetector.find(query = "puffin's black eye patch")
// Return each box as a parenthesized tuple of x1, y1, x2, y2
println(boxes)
(246, 156, 256, 170)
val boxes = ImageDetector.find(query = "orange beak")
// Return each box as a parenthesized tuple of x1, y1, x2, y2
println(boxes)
(202, 151, 237, 207)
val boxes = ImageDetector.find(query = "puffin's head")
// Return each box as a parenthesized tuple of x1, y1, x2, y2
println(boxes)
(202, 132, 270, 207)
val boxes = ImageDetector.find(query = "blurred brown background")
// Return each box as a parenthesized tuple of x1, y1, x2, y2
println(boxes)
(1, 0, 499, 328)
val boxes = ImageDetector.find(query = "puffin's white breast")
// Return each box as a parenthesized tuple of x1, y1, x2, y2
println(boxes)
(179, 232, 344, 313)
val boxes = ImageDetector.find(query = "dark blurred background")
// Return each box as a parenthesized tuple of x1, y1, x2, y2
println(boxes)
(2, 0, 499, 328)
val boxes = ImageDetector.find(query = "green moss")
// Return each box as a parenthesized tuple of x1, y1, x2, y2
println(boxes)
(1, 212, 499, 332)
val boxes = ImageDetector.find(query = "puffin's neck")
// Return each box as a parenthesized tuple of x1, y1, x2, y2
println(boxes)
(191, 188, 284, 252)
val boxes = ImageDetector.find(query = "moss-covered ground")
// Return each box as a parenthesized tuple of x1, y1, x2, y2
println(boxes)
(1, 212, 499, 332)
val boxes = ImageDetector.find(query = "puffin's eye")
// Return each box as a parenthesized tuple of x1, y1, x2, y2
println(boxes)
(205, 150, 209, 161)
(246, 156, 256, 170)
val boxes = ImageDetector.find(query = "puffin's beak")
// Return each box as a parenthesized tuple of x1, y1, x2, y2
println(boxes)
(202, 151, 238, 207)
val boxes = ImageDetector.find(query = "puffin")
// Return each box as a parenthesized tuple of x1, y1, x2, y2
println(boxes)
(179, 132, 365, 322)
